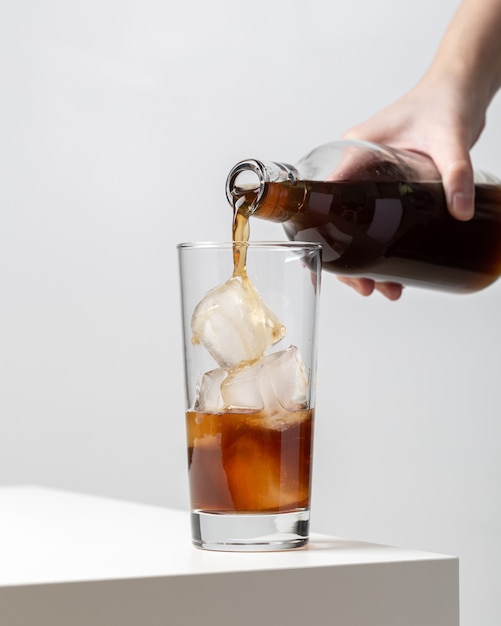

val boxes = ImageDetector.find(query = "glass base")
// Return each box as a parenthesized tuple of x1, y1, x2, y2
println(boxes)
(191, 509, 310, 552)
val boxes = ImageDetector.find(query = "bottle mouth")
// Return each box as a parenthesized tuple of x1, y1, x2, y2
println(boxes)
(225, 159, 266, 212)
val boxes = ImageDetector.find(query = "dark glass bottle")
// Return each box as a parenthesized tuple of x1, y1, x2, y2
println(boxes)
(226, 140, 501, 294)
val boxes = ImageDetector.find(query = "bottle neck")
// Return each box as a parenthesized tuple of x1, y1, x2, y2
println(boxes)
(226, 159, 299, 218)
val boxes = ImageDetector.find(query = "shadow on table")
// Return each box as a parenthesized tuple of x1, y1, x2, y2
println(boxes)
(308, 537, 387, 552)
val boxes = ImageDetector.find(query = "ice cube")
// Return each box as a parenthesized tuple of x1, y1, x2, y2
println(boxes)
(191, 275, 285, 369)
(221, 360, 264, 411)
(259, 345, 309, 412)
(220, 346, 308, 416)
(195, 368, 227, 412)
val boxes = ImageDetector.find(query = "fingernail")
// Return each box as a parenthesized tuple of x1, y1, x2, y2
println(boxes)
(451, 192, 474, 220)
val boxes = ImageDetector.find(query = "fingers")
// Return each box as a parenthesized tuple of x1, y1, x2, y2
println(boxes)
(337, 276, 375, 296)
(374, 282, 403, 301)
(337, 277, 403, 301)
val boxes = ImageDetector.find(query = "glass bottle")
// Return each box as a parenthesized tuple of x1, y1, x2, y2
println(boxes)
(225, 139, 501, 294)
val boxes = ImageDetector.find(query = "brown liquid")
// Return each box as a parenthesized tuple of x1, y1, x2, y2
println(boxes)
(232, 179, 501, 293)
(187, 408, 313, 513)
(231, 211, 249, 275)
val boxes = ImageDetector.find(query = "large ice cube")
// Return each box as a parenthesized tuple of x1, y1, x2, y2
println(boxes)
(191, 275, 285, 369)
(221, 346, 308, 415)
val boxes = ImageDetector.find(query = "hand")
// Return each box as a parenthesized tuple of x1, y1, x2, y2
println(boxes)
(334, 0, 501, 299)
(336, 66, 489, 300)
(342, 70, 486, 221)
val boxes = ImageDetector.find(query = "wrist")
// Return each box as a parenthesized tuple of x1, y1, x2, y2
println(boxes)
(427, 0, 501, 106)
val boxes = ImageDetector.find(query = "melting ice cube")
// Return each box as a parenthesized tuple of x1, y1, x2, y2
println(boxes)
(221, 346, 308, 415)
(191, 275, 285, 369)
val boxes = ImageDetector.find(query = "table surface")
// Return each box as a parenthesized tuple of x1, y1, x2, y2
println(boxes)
(0, 485, 456, 587)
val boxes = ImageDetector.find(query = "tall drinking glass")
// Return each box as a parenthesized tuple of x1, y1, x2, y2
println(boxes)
(178, 241, 321, 551)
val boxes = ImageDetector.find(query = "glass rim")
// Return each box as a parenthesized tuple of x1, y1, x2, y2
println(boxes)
(177, 241, 322, 251)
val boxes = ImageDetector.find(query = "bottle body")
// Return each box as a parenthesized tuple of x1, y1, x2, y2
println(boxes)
(226, 140, 501, 293)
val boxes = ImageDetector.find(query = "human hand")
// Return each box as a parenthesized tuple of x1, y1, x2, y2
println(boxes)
(342, 69, 485, 220)
(334, 0, 501, 299)
(336, 67, 489, 300)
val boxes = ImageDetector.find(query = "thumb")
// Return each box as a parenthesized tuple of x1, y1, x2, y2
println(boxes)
(433, 149, 475, 221)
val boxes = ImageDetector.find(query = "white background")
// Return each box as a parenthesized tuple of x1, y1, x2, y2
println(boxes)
(1, 1, 500, 624)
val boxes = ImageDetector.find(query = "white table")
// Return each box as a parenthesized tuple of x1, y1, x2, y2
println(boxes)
(0, 486, 459, 626)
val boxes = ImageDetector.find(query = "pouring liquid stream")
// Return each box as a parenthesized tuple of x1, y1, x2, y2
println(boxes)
(231, 187, 256, 277)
